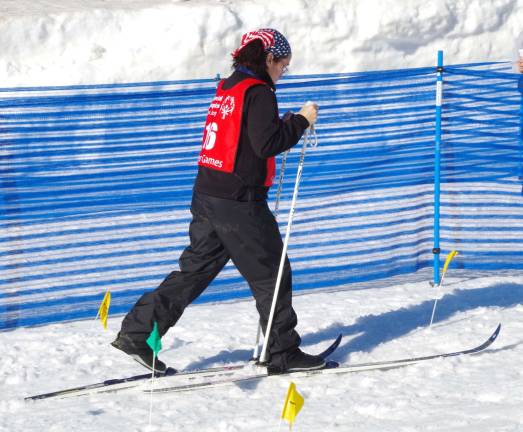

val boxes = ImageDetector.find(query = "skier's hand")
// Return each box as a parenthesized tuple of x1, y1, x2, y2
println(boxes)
(298, 102, 318, 127)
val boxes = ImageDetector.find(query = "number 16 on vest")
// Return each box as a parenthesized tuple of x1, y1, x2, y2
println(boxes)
(203, 122, 218, 150)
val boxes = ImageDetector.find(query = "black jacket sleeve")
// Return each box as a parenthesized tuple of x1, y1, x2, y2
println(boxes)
(245, 85, 309, 158)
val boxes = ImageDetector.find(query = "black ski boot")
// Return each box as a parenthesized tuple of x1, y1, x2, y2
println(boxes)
(268, 348, 326, 374)
(285, 349, 326, 372)
(111, 332, 167, 375)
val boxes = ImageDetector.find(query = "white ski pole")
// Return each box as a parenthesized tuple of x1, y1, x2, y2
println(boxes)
(251, 149, 289, 361)
(259, 124, 316, 364)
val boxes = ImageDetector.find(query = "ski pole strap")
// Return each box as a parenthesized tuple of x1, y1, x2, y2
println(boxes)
(308, 125, 318, 148)
(274, 150, 289, 219)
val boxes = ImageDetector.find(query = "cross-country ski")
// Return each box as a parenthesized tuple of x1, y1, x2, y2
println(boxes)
(26, 334, 343, 401)
(25, 325, 501, 400)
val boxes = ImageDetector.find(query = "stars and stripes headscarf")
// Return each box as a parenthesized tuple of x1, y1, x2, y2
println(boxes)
(232, 28, 291, 59)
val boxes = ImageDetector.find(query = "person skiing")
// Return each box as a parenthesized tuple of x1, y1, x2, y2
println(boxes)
(111, 28, 324, 374)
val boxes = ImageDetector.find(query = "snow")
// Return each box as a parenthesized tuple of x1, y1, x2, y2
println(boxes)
(1, 0, 523, 431)
(0, 0, 522, 87)
(2, 274, 523, 431)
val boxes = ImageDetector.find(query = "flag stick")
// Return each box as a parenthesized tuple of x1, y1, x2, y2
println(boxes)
(429, 250, 458, 327)
(148, 356, 156, 427)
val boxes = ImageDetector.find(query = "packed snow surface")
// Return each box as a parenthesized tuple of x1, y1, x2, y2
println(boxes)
(2, 275, 523, 431)
(0, 0, 522, 86)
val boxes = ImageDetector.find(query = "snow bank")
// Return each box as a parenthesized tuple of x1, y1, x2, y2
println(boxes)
(1, 0, 522, 87)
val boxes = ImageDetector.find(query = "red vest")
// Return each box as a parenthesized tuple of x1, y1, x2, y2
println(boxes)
(198, 79, 276, 187)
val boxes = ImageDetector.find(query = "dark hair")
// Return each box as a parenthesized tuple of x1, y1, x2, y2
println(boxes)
(232, 39, 288, 77)
(232, 39, 267, 76)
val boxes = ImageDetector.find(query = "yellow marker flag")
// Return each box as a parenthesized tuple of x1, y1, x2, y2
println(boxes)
(97, 290, 111, 330)
(441, 250, 459, 281)
(281, 382, 304, 427)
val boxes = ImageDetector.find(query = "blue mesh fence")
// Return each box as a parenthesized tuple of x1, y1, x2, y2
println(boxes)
(1, 62, 522, 329)
(441, 64, 523, 270)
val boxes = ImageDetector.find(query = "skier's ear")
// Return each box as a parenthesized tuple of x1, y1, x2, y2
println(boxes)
(266, 52, 275, 67)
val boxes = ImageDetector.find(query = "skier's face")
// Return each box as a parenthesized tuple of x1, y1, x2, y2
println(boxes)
(266, 53, 291, 84)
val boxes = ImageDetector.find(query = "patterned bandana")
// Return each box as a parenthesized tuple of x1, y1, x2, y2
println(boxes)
(232, 28, 291, 59)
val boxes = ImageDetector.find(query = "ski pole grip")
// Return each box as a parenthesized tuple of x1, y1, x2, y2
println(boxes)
(304, 101, 318, 147)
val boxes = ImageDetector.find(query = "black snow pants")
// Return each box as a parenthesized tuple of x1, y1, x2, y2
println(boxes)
(119, 191, 301, 368)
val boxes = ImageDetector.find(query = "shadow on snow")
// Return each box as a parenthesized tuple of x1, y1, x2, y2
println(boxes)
(185, 281, 523, 373)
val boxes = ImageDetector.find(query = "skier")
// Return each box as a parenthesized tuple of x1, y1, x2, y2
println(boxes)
(111, 28, 324, 374)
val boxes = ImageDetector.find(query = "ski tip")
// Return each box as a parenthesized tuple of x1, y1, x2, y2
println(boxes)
(317, 333, 343, 360)
(491, 323, 502, 340)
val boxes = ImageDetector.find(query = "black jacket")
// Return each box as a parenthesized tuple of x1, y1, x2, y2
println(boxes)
(194, 70, 309, 201)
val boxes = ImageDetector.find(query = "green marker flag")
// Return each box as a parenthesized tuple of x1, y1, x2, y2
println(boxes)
(146, 321, 162, 356)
